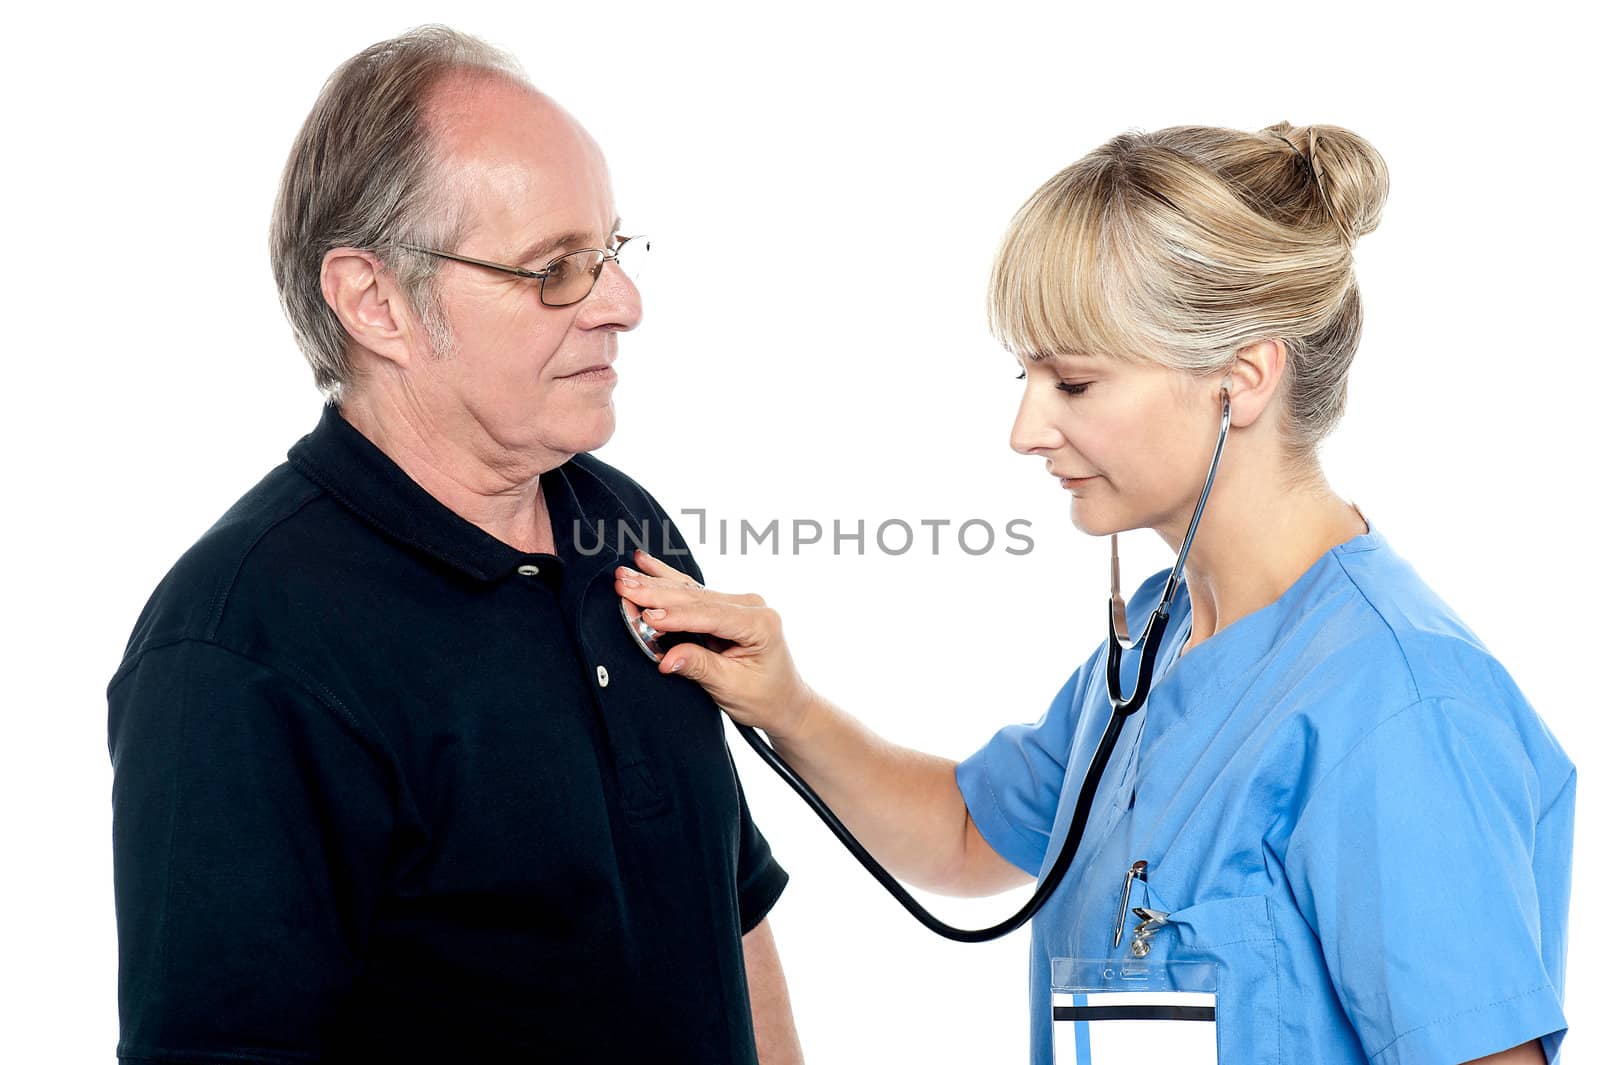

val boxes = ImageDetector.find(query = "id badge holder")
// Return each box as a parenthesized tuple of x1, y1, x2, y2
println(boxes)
(1050, 957, 1218, 1065)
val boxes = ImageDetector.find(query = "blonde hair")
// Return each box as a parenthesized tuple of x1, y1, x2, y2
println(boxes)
(989, 121, 1389, 457)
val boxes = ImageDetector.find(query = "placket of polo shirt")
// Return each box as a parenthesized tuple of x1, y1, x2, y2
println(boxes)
(544, 465, 672, 822)
(575, 565, 672, 821)
(288, 404, 672, 824)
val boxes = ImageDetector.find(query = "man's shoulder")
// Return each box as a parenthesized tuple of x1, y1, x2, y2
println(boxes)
(113, 461, 329, 680)
(567, 452, 704, 577)
(567, 451, 670, 520)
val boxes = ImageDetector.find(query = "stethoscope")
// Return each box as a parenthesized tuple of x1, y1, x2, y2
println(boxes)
(620, 382, 1232, 942)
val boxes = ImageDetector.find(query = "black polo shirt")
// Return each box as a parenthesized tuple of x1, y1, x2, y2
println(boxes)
(107, 403, 787, 1064)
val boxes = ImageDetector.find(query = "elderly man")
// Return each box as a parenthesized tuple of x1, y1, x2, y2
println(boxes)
(107, 26, 800, 1064)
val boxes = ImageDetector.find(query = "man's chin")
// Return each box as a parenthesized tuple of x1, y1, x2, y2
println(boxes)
(557, 410, 616, 456)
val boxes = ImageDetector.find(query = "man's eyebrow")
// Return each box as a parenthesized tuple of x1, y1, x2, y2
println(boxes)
(513, 219, 623, 266)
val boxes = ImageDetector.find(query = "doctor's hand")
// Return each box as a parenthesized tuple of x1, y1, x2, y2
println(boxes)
(614, 550, 818, 742)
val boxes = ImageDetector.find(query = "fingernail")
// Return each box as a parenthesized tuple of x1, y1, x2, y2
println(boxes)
(618, 577, 640, 588)
(618, 567, 640, 578)
(668, 659, 683, 673)
(645, 608, 666, 619)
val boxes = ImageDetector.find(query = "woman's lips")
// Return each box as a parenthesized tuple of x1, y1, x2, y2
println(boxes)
(1060, 475, 1097, 489)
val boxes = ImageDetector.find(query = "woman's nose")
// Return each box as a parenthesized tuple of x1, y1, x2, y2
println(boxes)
(1010, 394, 1067, 455)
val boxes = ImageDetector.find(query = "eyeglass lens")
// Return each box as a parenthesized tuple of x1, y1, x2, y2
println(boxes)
(542, 238, 650, 307)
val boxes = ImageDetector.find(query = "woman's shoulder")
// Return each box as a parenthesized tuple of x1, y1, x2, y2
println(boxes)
(1324, 529, 1511, 701)
(1280, 528, 1569, 780)
(1134, 524, 1549, 735)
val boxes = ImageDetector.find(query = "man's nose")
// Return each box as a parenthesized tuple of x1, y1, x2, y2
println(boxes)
(575, 259, 643, 332)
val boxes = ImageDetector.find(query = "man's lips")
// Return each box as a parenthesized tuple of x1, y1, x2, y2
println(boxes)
(557, 363, 616, 380)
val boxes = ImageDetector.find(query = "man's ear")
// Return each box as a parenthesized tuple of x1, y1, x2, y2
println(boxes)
(320, 248, 416, 369)
(1223, 338, 1289, 430)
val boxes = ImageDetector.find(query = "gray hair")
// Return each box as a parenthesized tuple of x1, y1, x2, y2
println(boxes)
(269, 25, 527, 401)
(989, 121, 1390, 461)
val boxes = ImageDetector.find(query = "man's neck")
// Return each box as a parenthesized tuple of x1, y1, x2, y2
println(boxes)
(337, 389, 562, 555)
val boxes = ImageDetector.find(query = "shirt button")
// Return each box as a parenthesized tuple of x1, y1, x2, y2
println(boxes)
(596, 665, 610, 688)
(516, 564, 541, 577)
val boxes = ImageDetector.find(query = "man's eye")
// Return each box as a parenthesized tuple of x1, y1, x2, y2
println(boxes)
(1057, 382, 1090, 396)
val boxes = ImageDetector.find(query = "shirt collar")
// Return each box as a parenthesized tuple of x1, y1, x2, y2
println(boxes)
(287, 402, 634, 584)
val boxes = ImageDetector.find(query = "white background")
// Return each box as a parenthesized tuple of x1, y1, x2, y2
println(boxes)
(4, 2, 1594, 1061)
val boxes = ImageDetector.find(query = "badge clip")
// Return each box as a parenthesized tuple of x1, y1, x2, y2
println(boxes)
(1112, 859, 1148, 949)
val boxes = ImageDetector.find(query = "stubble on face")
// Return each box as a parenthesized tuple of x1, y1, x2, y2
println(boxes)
(415, 75, 633, 466)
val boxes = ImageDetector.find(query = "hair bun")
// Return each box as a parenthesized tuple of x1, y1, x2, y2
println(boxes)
(1263, 122, 1389, 244)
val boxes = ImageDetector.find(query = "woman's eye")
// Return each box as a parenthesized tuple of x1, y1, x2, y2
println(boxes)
(1015, 370, 1027, 380)
(1056, 382, 1090, 396)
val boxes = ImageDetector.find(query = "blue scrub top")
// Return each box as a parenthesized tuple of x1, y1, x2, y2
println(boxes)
(957, 525, 1574, 1065)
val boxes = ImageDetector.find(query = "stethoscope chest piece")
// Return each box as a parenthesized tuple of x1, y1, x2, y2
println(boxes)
(620, 596, 666, 662)
(620, 596, 712, 663)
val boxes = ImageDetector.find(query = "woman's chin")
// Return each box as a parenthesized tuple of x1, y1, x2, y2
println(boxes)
(1067, 501, 1139, 539)
(1067, 502, 1115, 538)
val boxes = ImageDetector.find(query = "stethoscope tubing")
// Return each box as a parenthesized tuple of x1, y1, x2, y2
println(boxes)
(734, 692, 1138, 943)
(728, 387, 1230, 942)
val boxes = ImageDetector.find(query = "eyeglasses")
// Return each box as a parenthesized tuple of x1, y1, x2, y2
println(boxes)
(395, 235, 650, 308)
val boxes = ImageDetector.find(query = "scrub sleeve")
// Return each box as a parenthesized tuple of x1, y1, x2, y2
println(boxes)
(1283, 696, 1573, 1065)
(959, 679, 1573, 1063)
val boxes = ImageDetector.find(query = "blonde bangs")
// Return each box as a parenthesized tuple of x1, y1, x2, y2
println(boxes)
(987, 166, 1146, 363)
(984, 122, 1386, 455)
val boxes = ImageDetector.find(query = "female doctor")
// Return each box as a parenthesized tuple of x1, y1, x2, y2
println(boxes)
(615, 122, 1573, 1064)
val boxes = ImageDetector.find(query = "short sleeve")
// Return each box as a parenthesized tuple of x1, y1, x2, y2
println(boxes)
(1283, 697, 1570, 1065)
(107, 639, 397, 1063)
(730, 759, 788, 934)
(954, 649, 1103, 876)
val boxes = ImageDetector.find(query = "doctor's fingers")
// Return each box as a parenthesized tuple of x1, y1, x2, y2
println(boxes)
(656, 610, 807, 731)
(629, 548, 703, 587)
(613, 570, 766, 612)
(636, 596, 781, 651)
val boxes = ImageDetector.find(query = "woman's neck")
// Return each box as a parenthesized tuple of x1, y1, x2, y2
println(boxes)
(1163, 466, 1368, 654)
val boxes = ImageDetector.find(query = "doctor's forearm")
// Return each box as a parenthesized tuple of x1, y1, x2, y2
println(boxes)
(772, 690, 1008, 896)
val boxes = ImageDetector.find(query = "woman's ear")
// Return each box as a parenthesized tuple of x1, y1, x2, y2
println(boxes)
(1223, 338, 1288, 429)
